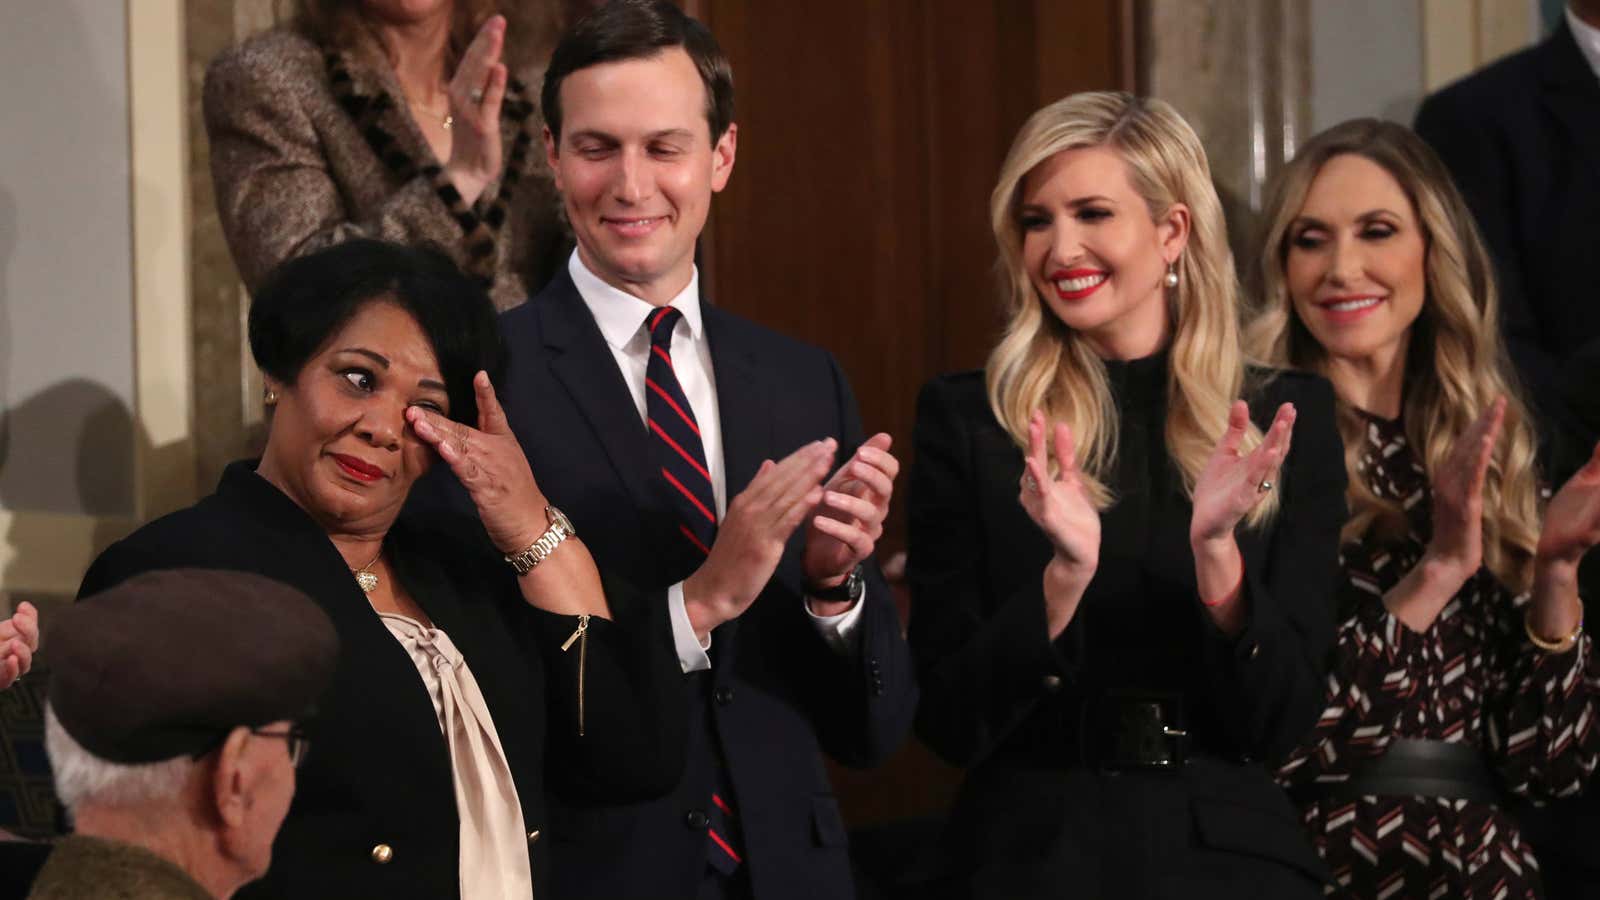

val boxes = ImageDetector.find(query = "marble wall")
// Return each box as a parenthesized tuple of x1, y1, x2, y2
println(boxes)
(188, 0, 282, 495)
(1141, 0, 1540, 270)
(1142, 0, 1311, 267)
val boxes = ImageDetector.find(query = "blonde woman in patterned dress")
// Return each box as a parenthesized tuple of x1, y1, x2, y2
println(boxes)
(1247, 118, 1600, 899)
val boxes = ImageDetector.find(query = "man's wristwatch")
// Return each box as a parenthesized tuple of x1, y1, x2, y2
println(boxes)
(504, 507, 577, 575)
(807, 564, 865, 604)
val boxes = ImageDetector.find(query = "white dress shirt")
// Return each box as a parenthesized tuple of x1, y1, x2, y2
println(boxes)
(568, 252, 864, 672)
(1569, 4, 1600, 82)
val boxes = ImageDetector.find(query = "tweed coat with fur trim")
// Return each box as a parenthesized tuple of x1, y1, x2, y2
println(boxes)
(203, 28, 569, 310)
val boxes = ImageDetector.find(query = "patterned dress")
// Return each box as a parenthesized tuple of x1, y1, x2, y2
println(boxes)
(1277, 412, 1600, 899)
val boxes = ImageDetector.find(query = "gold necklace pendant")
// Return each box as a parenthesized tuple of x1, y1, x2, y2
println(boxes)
(350, 548, 382, 594)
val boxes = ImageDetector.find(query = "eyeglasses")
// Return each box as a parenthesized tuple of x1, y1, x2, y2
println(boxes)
(250, 724, 310, 768)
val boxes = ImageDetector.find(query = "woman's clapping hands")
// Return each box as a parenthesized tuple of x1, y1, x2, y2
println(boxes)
(0, 601, 38, 691)
(1020, 411, 1101, 575)
(1020, 412, 1101, 637)
(1423, 397, 1505, 583)
(1190, 401, 1296, 546)
(444, 16, 510, 205)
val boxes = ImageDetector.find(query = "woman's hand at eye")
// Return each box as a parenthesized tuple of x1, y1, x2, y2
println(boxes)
(406, 371, 548, 554)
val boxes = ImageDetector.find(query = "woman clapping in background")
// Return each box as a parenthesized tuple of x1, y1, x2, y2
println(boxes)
(1253, 119, 1600, 900)
(205, 0, 570, 310)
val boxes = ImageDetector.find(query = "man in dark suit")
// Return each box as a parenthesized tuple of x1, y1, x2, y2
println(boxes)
(494, 3, 917, 898)
(1415, 6, 1600, 896)
(1414, 1, 1600, 465)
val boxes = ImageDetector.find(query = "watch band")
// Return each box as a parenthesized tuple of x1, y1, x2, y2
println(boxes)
(807, 564, 864, 602)
(505, 507, 576, 575)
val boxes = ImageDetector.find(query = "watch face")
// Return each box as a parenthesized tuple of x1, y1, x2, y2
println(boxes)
(548, 506, 575, 536)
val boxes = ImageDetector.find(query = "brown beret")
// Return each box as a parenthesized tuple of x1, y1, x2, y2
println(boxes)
(47, 569, 338, 764)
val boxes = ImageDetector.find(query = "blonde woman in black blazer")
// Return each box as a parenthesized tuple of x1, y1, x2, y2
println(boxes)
(908, 92, 1347, 900)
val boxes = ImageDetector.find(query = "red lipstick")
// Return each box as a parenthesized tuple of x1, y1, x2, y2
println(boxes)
(332, 454, 384, 482)
(1049, 268, 1109, 301)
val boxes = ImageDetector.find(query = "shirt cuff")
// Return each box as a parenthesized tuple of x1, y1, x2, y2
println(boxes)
(803, 586, 868, 655)
(667, 582, 712, 673)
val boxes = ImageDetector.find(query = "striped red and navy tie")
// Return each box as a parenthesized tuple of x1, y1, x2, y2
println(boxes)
(644, 306, 719, 559)
(642, 307, 745, 874)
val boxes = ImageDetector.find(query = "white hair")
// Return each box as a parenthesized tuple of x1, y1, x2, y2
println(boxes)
(45, 704, 197, 814)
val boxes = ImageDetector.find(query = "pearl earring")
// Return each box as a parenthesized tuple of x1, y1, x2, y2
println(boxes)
(1163, 262, 1179, 288)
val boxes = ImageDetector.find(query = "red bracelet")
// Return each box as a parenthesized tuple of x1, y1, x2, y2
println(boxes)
(1200, 545, 1245, 608)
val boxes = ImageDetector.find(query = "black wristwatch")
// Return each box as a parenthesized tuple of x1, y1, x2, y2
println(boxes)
(807, 564, 865, 603)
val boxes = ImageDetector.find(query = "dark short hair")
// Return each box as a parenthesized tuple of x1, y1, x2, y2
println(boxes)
(541, 0, 734, 144)
(248, 240, 505, 428)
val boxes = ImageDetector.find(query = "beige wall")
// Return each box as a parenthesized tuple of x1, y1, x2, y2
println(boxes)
(1309, 0, 1540, 130)
(1311, 0, 1424, 129)
(0, 2, 136, 519)
(1424, 0, 1542, 92)
(1144, 0, 1542, 265)
(0, 0, 193, 604)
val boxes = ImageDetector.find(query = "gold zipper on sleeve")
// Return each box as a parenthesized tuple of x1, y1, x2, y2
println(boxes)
(560, 614, 591, 736)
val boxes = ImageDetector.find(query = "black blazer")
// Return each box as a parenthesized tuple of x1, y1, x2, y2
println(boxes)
(488, 269, 917, 900)
(77, 462, 686, 900)
(1414, 24, 1600, 452)
(907, 362, 1345, 898)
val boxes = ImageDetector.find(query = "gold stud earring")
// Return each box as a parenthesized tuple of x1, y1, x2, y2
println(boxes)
(264, 389, 278, 406)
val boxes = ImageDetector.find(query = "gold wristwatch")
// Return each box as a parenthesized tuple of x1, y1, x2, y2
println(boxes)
(505, 507, 577, 575)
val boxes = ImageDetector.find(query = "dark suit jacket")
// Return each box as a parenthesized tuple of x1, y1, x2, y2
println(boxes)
(1414, 24, 1600, 452)
(492, 270, 918, 900)
(77, 462, 685, 900)
(907, 364, 1344, 899)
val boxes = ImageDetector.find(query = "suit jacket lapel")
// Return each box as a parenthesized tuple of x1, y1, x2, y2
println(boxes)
(537, 271, 660, 513)
(1542, 24, 1600, 185)
(704, 305, 775, 497)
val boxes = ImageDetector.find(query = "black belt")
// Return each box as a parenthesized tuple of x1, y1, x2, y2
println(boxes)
(1324, 739, 1500, 805)
(1077, 690, 1190, 772)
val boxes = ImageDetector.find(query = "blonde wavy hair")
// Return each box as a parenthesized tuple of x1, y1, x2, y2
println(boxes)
(1243, 118, 1541, 592)
(986, 91, 1276, 525)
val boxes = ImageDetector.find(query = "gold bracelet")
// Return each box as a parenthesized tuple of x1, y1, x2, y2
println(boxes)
(1524, 607, 1584, 654)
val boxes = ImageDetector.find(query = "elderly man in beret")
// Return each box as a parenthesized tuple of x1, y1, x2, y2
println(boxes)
(25, 569, 337, 900)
